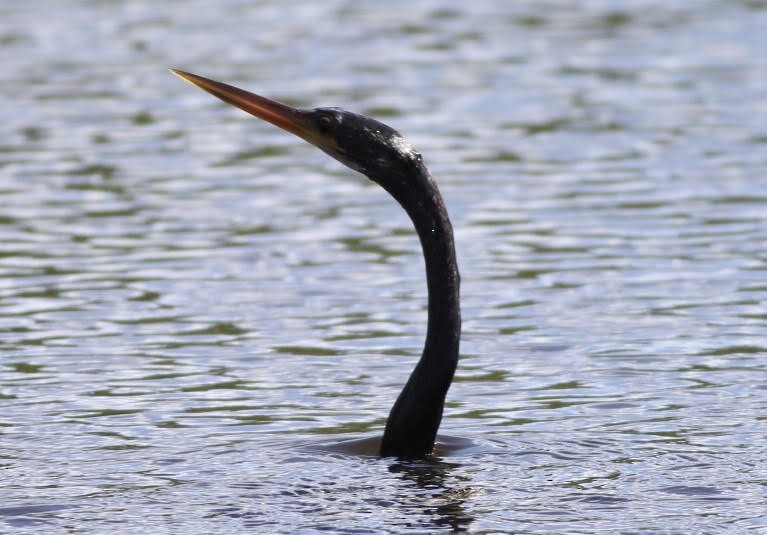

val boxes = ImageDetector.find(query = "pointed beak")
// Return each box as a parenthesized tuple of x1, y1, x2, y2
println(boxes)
(169, 68, 319, 146)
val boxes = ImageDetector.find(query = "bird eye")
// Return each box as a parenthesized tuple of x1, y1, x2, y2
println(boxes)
(317, 115, 334, 135)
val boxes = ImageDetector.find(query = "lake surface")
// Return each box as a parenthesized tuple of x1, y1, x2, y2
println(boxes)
(2, 1, 767, 533)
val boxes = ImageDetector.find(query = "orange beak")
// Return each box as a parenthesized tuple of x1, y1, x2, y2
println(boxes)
(169, 69, 319, 145)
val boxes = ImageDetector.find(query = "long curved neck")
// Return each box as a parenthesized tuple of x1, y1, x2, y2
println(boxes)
(379, 161, 461, 458)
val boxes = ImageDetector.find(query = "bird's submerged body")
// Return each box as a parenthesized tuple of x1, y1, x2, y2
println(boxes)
(171, 69, 460, 458)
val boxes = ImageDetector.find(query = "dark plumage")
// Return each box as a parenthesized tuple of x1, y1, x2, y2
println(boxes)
(171, 69, 460, 458)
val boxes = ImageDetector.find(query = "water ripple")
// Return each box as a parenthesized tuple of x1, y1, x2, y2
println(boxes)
(2, 1, 766, 533)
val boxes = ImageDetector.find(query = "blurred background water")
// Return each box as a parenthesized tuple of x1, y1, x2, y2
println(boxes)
(2, 1, 766, 533)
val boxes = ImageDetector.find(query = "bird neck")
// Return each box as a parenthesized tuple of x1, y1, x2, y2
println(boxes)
(412, 179, 461, 373)
(380, 162, 461, 458)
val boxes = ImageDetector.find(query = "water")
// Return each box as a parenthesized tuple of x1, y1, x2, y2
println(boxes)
(2, 1, 766, 532)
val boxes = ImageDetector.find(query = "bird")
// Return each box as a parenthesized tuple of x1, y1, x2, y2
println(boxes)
(170, 69, 460, 459)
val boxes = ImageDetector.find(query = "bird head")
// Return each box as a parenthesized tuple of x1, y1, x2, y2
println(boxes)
(170, 69, 422, 187)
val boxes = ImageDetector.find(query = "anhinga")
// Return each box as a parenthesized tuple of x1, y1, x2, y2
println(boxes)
(171, 69, 460, 458)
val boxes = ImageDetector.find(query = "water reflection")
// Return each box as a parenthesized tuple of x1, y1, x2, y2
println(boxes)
(389, 458, 474, 532)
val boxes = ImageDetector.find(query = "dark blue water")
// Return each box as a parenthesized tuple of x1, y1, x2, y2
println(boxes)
(2, 1, 766, 532)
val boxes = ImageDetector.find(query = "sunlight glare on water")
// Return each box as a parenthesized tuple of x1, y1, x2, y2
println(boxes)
(2, 1, 766, 533)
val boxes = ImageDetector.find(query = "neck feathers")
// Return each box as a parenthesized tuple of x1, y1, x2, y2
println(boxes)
(380, 164, 461, 458)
